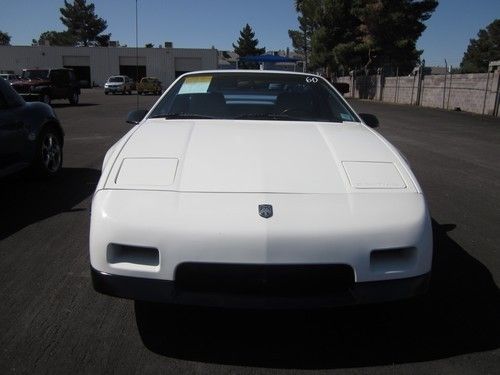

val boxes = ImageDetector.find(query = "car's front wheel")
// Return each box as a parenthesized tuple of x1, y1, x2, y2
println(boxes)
(31, 125, 63, 177)
(41, 93, 51, 105)
(69, 91, 79, 105)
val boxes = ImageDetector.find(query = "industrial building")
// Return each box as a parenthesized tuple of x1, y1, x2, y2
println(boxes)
(0, 45, 218, 87)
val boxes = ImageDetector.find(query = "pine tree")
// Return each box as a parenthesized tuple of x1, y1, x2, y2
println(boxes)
(461, 19, 500, 73)
(288, 0, 319, 71)
(232, 24, 265, 57)
(292, 0, 438, 75)
(59, 0, 111, 46)
(0, 31, 11, 46)
(37, 31, 78, 46)
(353, 0, 438, 74)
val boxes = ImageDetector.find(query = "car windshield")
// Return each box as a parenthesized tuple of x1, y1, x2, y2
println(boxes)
(150, 72, 358, 122)
(109, 77, 124, 82)
(22, 70, 49, 80)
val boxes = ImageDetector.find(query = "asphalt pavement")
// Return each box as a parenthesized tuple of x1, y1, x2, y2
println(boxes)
(0, 90, 498, 374)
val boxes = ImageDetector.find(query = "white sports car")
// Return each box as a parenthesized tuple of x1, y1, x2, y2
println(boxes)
(90, 70, 432, 308)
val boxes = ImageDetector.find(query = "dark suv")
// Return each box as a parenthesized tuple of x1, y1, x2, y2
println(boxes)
(11, 68, 80, 106)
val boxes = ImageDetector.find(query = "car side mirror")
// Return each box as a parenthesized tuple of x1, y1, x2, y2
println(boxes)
(126, 109, 148, 124)
(359, 113, 379, 128)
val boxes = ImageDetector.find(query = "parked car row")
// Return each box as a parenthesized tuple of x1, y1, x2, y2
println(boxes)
(8, 68, 80, 106)
(104, 75, 162, 95)
(0, 73, 20, 82)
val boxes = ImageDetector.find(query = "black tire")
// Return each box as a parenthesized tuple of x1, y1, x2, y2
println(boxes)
(69, 91, 79, 105)
(41, 93, 51, 105)
(104, 91, 109, 95)
(31, 125, 63, 177)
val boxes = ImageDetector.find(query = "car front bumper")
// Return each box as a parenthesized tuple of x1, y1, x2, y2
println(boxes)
(104, 86, 124, 92)
(91, 266, 431, 308)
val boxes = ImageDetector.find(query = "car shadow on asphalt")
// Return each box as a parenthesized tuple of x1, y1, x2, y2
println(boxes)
(135, 220, 500, 369)
(0, 168, 100, 240)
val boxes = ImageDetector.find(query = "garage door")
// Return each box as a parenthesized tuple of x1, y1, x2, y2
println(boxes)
(119, 56, 146, 66)
(63, 56, 90, 66)
(175, 57, 202, 77)
(63, 56, 91, 87)
(119, 57, 147, 81)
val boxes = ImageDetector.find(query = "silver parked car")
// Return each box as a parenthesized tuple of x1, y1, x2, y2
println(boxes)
(104, 75, 134, 95)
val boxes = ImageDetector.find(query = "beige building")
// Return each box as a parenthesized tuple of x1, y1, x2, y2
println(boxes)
(0, 45, 218, 87)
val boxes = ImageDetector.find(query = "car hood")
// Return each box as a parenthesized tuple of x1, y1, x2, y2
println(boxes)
(11, 79, 50, 87)
(104, 119, 417, 194)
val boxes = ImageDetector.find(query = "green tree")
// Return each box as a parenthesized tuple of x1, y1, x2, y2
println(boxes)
(461, 19, 500, 73)
(291, 0, 438, 75)
(36, 30, 78, 46)
(233, 24, 265, 57)
(233, 24, 266, 69)
(353, 0, 438, 74)
(288, 0, 319, 71)
(59, 0, 111, 46)
(0, 30, 11, 45)
(145, 43, 154, 48)
(311, 0, 361, 75)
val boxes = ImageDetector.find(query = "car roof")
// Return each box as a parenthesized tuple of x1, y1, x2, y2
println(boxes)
(180, 70, 321, 78)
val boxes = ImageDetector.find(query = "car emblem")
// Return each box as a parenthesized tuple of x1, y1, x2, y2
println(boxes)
(258, 204, 273, 219)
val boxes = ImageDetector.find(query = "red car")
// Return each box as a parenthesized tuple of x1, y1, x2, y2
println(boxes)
(11, 68, 80, 106)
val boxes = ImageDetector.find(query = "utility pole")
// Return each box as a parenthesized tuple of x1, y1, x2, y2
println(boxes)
(135, 0, 139, 109)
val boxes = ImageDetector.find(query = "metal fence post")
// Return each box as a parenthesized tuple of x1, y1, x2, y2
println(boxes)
(410, 72, 416, 105)
(442, 60, 448, 109)
(394, 66, 399, 103)
(494, 70, 500, 117)
(482, 70, 491, 115)
(446, 67, 453, 110)
(416, 63, 424, 106)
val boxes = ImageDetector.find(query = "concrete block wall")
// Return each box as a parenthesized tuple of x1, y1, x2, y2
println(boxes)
(336, 70, 500, 117)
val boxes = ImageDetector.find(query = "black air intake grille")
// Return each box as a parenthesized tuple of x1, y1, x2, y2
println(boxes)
(174, 263, 354, 296)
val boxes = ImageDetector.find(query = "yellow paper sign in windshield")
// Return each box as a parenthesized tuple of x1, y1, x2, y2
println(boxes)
(178, 75, 212, 94)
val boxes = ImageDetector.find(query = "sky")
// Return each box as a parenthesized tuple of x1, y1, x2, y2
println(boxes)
(1, 0, 499, 68)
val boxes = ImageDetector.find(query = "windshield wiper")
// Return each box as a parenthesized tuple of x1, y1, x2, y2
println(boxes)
(150, 113, 214, 119)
